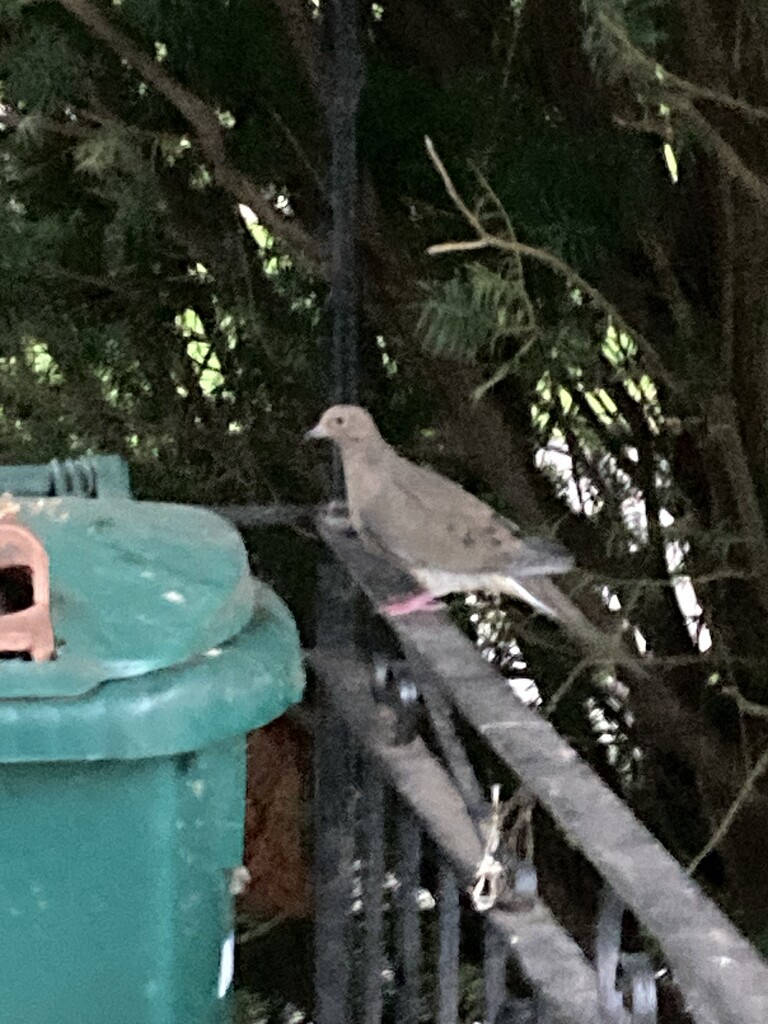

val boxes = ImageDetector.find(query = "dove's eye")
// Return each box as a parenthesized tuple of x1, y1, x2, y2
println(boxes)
(335, 416, 345, 425)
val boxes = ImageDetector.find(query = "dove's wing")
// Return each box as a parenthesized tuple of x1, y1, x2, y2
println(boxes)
(355, 449, 572, 577)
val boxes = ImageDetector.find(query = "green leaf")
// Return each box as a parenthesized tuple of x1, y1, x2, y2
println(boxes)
(2, 24, 85, 113)
(419, 263, 536, 363)
(74, 132, 134, 176)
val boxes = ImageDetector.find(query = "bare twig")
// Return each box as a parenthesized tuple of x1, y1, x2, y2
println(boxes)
(427, 238, 490, 254)
(472, 164, 517, 240)
(472, 164, 538, 332)
(424, 136, 677, 393)
(268, 105, 326, 196)
(612, 111, 673, 141)
(640, 233, 697, 342)
(721, 686, 768, 720)
(425, 135, 484, 234)
(718, 173, 735, 386)
(543, 657, 593, 717)
(705, 396, 768, 622)
(687, 742, 768, 878)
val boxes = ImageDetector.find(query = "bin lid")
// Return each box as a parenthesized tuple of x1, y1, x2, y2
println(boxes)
(0, 497, 261, 698)
(0, 589, 305, 760)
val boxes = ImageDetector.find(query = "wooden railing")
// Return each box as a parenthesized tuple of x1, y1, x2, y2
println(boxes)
(298, 513, 768, 1024)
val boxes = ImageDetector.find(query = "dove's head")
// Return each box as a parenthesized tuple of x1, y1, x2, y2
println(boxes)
(305, 405, 382, 448)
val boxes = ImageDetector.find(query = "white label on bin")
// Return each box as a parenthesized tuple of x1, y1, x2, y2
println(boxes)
(218, 930, 235, 998)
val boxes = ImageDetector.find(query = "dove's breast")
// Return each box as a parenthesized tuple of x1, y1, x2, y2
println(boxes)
(340, 446, 388, 534)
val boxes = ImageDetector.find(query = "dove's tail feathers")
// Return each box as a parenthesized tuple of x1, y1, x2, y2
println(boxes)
(500, 576, 607, 645)
(500, 578, 561, 618)
(505, 536, 574, 578)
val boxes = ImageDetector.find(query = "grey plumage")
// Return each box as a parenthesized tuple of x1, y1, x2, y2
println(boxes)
(306, 405, 574, 618)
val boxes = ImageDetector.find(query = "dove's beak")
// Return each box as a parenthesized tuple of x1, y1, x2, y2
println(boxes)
(304, 423, 328, 441)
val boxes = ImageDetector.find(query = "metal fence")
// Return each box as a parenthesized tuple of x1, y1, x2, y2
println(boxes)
(303, 515, 768, 1024)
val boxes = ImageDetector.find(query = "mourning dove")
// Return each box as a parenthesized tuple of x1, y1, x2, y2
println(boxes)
(306, 405, 575, 619)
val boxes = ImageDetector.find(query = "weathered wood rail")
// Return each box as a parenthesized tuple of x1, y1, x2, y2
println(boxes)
(310, 647, 607, 1024)
(303, 515, 768, 1024)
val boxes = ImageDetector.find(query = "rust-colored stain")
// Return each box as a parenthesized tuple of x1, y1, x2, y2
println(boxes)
(0, 504, 55, 662)
(241, 715, 312, 919)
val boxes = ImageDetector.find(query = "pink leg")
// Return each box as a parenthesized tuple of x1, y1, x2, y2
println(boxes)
(379, 591, 443, 616)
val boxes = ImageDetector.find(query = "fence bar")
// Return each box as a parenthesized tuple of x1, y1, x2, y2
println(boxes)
(496, 996, 544, 1024)
(360, 762, 386, 1024)
(596, 887, 627, 1024)
(395, 805, 422, 1024)
(310, 651, 605, 1024)
(485, 920, 509, 1024)
(313, 698, 354, 1024)
(318, 524, 768, 1024)
(626, 954, 658, 1024)
(437, 863, 460, 1024)
(420, 683, 485, 813)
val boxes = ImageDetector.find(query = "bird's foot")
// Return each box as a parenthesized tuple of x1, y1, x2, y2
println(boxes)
(379, 591, 443, 616)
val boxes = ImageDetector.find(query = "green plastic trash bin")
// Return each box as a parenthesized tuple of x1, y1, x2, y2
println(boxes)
(0, 496, 305, 1024)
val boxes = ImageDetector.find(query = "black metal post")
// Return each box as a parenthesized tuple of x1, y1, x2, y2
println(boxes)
(313, 555, 360, 1024)
(313, 698, 356, 1024)
(360, 763, 385, 1024)
(437, 863, 460, 1024)
(395, 806, 423, 1024)
(327, 0, 363, 497)
(484, 920, 508, 1024)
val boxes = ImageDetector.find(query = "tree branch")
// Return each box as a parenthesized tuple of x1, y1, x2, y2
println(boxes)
(597, 12, 768, 123)
(722, 686, 768, 720)
(683, 102, 768, 210)
(717, 173, 735, 387)
(424, 136, 677, 393)
(419, 136, 760, 817)
(687, 742, 768, 878)
(55, 0, 327, 274)
(640, 233, 698, 344)
(269, 0, 326, 102)
(705, 395, 768, 622)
